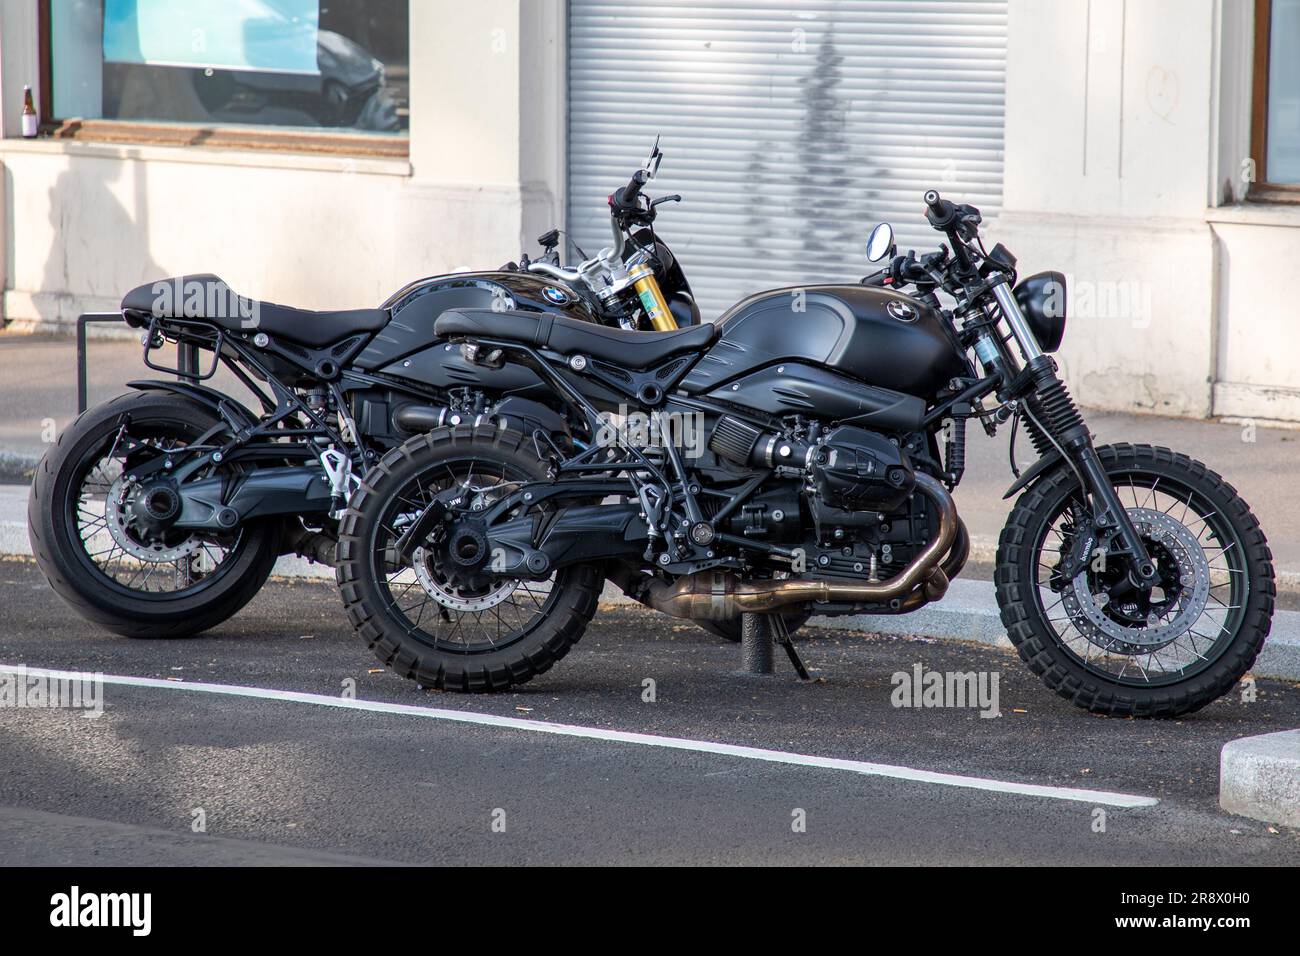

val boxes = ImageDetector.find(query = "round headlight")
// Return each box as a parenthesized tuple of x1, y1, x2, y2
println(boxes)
(1013, 271, 1067, 352)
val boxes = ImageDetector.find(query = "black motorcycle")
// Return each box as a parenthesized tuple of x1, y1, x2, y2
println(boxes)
(28, 145, 700, 639)
(336, 172, 1274, 716)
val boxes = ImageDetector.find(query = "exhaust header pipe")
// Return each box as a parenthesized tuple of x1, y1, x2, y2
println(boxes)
(637, 473, 957, 620)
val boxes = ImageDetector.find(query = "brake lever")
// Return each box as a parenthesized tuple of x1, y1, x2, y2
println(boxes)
(650, 194, 682, 207)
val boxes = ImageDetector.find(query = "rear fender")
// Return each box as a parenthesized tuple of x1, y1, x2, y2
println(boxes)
(126, 380, 260, 431)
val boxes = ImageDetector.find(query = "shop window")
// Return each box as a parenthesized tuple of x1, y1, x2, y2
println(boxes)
(40, 0, 408, 154)
(1253, 0, 1300, 195)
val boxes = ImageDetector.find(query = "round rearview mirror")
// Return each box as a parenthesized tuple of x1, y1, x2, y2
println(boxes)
(866, 222, 895, 263)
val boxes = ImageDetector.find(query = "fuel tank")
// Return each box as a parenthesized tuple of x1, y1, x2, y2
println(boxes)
(355, 272, 600, 391)
(679, 285, 969, 400)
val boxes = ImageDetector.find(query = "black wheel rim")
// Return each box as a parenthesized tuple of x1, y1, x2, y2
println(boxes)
(369, 456, 561, 654)
(1030, 469, 1249, 687)
(68, 420, 246, 599)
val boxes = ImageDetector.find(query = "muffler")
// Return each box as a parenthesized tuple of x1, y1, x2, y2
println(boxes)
(636, 473, 958, 620)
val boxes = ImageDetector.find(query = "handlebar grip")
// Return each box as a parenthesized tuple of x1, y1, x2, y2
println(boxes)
(620, 169, 649, 206)
(923, 188, 960, 231)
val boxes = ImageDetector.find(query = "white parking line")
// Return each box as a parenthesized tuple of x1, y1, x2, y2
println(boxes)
(1, 663, 1159, 808)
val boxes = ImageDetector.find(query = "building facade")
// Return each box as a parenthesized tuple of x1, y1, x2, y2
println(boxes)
(0, 1, 1295, 423)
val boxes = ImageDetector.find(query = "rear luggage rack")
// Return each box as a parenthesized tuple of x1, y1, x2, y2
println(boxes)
(76, 312, 204, 413)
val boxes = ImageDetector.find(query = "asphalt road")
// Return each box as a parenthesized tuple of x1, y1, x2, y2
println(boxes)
(1, 556, 1298, 866)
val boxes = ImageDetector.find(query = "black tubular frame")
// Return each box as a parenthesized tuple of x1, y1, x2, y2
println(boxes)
(75, 309, 467, 472)
(443, 334, 950, 578)
(75, 311, 378, 485)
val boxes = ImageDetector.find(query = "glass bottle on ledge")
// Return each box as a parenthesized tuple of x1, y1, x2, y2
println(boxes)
(21, 85, 38, 138)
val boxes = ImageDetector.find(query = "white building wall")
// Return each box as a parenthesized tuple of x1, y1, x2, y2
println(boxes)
(998, 0, 1224, 418)
(1000, 0, 1299, 424)
(1, 0, 1296, 423)
(0, 0, 566, 328)
(1210, 205, 1300, 422)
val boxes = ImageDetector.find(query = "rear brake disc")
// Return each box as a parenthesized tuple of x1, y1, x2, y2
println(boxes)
(104, 476, 202, 563)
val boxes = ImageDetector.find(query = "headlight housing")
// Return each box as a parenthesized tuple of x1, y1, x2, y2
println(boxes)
(1013, 271, 1067, 353)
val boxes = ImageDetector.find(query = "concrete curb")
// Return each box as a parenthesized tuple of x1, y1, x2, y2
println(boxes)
(1220, 730, 1300, 827)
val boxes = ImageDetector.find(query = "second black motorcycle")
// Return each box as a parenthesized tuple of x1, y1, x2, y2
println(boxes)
(336, 171, 1274, 717)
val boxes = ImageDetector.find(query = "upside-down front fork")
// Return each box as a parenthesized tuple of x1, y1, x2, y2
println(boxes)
(1023, 364, 1159, 589)
(987, 275, 1159, 590)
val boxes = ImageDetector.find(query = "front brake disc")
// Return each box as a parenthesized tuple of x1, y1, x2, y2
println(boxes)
(1059, 507, 1211, 655)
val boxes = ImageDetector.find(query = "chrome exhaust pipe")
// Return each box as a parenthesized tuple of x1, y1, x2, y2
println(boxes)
(639, 473, 958, 620)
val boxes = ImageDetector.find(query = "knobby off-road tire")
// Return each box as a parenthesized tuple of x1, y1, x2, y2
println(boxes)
(28, 391, 280, 638)
(996, 443, 1274, 717)
(336, 425, 602, 692)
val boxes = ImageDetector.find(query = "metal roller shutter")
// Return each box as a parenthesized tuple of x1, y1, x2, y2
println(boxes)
(566, 0, 1007, 320)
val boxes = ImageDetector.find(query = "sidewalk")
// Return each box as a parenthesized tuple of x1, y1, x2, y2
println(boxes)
(0, 332, 258, 480)
(5, 329, 1297, 579)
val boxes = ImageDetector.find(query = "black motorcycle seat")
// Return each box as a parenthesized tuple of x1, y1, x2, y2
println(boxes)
(121, 274, 390, 349)
(435, 308, 718, 368)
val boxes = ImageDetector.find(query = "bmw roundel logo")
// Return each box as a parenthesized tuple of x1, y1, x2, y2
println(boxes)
(886, 299, 918, 322)
(542, 286, 570, 305)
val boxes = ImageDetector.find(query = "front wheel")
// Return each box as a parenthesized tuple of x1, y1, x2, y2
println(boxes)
(996, 443, 1274, 717)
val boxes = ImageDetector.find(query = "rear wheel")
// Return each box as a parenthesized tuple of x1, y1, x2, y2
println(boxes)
(336, 426, 602, 691)
(28, 392, 280, 638)
(996, 443, 1274, 716)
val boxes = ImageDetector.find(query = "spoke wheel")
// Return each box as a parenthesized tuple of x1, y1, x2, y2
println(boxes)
(29, 392, 280, 638)
(996, 443, 1273, 716)
(1037, 489, 1241, 686)
(336, 425, 602, 692)
(373, 459, 560, 654)
(72, 426, 243, 598)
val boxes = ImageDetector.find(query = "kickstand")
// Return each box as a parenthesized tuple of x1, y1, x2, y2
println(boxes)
(772, 615, 811, 681)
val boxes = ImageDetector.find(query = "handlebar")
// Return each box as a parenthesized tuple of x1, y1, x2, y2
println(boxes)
(612, 168, 650, 214)
(530, 151, 679, 296)
(924, 189, 959, 231)
(527, 260, 583, 283)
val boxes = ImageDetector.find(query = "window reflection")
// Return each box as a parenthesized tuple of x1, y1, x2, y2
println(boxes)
(1268, 0, 1300, 183)
(51, 0, 409, 134)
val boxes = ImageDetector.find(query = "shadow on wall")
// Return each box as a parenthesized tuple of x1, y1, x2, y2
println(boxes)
(36, 152, 162, 325)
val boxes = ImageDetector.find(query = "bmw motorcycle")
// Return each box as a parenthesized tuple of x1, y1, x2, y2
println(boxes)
(336, 167, 1274, 716)
(28, 144, 699, 639)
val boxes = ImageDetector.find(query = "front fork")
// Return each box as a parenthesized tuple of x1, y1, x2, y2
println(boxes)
(987, 278, 1159, 589)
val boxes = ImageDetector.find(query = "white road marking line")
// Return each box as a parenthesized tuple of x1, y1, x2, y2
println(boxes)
(1, 664, 1159, 808)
